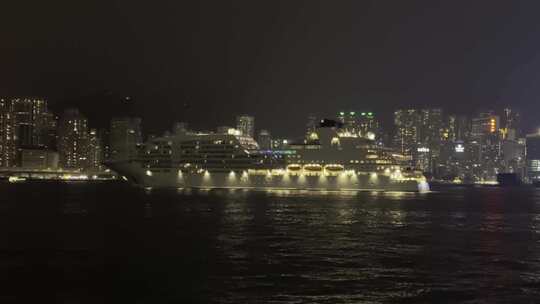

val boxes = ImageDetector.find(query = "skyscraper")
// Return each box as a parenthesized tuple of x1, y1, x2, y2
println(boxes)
(0, 99, 16, 167)
(526, 132, 540, 183)
(471, 111, 499, 142)
(236, 115, 255, 138)
(501, 107, 521, 140)
(417, 109, 444, 172)
(39, 111, 58, 150)
(87, 129, 103, 171)
(444, 115, 457, 142)
(57, 109, 89, 170)
(394, 108, 444, 173)
(471, 111, 502, 180)
(110, 117, 143, 161)
(454, 115, 470, 141)
(10, 97, 48, 147)
(393, 109, 420, 158)
(0, 97, 53, 167)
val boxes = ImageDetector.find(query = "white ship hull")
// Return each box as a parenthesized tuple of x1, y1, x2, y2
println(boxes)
(107, 161, 430, 192)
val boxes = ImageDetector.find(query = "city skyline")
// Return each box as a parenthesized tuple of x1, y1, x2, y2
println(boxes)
(3, 94, 538, 139)
(2, 94, 538, 183)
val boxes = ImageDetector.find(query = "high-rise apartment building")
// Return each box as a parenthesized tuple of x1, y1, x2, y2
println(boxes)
(0, 97, 54, 166)
(393, 109, 420, 157)
(0, 99, 16, 167)
(394, 108, 444, 172)
(57, 109, 89, 170)
(236, 115, 255, 138)
(87, 129, 103, 171)
(454, 115, 470, 141)
(526, 132, 540, 182)
(10, 97, 49, 147)
(418, 109, 443, 145)
(471, 111, 499, 141)
(501, 107, 521, 140)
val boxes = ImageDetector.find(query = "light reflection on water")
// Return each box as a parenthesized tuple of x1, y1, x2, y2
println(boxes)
(3, 183, 540, 303)
(183, 187, 540, 303)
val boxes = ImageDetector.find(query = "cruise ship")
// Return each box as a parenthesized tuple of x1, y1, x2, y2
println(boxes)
(106, 120, 429, 192)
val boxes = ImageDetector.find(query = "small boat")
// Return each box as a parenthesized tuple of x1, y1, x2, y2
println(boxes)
(8, 176, 27, 183)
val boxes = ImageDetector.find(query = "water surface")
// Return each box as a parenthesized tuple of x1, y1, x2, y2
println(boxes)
(2, 182, 540, 303)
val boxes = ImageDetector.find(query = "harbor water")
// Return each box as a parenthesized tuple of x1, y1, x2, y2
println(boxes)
(2, 182, 540, 303)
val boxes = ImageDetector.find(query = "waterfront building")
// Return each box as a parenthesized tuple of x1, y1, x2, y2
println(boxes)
(417, 109, 443, 172)
(393, 108, 445, 174)
(20, 148, 59, 169)
(471, 111, 499, 142)
(501, 107, 521, 140)
(57, 109, 89, 170)
(443, 115, 457, 142)
(10, 97, 48, 147)
(0, 97, 55, 167)
(109, 117, 143, 161)
(469, 111, 502, 180)
(501, 138, 525, 177)
(236, 115, 255, 138)
(40, 111, 58, 150)
(454, 115, 471, 141)
(393, 109, 420, 163)
(526, 132, 540, 182)
(98, 129, 111, 162)
(87, 129, 103, 171)
(0, 98, 16, 167)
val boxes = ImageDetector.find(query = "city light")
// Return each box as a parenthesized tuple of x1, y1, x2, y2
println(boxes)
(0, 95, 531, 187)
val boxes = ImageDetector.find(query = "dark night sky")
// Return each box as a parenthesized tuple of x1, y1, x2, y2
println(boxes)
(2, 0, 540, 136)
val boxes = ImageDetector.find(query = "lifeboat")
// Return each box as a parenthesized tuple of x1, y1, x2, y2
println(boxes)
(303, 164, 323, 176)
(324, 164, 344, 176)
(287, 164, 302, 171)
(286, 164, 302, 175)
